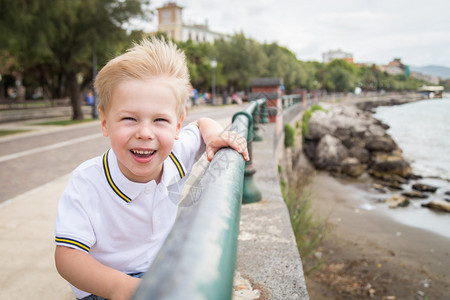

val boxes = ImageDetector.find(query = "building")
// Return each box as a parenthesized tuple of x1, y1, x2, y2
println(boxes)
(157, 2, 227, 43)
(382, 58, 410, 77)
(322, 49, 354, 63)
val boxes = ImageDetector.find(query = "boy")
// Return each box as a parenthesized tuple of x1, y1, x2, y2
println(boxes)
(55, 38, 249, 300)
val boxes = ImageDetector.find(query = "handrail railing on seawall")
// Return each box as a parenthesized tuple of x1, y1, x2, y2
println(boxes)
(132, 99, 267, 300)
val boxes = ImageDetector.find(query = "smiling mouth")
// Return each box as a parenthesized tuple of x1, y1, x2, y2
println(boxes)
(131, 149, 156, 158)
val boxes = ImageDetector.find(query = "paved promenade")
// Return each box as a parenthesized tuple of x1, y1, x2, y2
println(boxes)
(0, 173, 74, 298)
(0, 119, 81, 298)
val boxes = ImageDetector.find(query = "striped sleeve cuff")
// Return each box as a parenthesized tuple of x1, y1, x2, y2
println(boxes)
(55, 236, 90, 253)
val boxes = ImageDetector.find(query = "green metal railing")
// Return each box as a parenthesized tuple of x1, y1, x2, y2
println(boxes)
(232, 98, 267, 203)
(282, 94, 317, 111)
(282, 94, 301, 108)
(132, 99, 268, 300)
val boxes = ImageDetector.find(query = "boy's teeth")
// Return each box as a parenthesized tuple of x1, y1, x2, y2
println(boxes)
(132, 150, 155, 155)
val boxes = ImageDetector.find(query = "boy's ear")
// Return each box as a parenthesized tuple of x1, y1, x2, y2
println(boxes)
(99, 108, 109, 137)
(174, 114, 185, 140)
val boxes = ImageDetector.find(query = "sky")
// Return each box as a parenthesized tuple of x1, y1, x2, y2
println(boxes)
(143, 0, 450, 68)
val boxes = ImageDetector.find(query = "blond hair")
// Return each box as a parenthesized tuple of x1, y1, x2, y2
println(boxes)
(95, 37, 190, 118)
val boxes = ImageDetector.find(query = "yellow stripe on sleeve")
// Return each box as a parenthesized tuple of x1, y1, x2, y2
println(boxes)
(55, 237, 90, 252)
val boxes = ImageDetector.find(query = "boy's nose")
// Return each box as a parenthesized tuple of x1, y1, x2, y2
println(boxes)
(137, 123, 155, 140)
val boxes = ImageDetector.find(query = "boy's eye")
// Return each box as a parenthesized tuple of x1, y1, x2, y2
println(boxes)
(122, 117, 136, 121)
(155, 118, 168, 122)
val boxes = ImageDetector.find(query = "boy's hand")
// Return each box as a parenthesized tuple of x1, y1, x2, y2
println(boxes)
(197, 118, 250, 162)
(206, 130, 249, 162)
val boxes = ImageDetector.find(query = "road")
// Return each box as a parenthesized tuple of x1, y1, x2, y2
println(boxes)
(0, 104, 245, 203)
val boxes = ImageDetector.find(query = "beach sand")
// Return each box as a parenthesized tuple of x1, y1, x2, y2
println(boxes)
(304, 171, 450, 300)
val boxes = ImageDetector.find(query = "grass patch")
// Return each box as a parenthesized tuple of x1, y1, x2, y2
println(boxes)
(32, 118, 97, 126)
(284, 123, 295, 148)
(281, 176, 329, 275)
(0, 129, 30, 137)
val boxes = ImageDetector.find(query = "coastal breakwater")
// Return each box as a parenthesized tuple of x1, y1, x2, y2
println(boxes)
(303, 95, 450, 213)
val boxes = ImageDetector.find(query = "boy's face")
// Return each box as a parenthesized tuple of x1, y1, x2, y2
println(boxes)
(100, 78, 183, 183)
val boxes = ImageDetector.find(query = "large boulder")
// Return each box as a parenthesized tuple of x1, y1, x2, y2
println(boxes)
(365, 124, 386, 138)
(348, 145, 370, 163)
(314, 134, 348, 172)
(368, 153, 412, 178)
(302, 138, 317, 162)
(341, 157, 366, 177)
(365, 135, 397, 152)
(422, 201, 450, 213)
(402, 191, 428, 199)
(306, 110, 335, 140)
(386, 194, 410, 208)
(412, 183, 438, 193)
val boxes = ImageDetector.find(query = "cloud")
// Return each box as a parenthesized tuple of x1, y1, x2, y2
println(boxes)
(149, 0, 450, 67)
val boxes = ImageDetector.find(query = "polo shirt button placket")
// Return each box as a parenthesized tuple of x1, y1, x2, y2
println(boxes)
(144, 188, 151, 195)
(153, 216, 161, 234)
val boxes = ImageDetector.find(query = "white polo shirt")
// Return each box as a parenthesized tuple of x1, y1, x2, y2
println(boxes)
(55, 123, 205, 299)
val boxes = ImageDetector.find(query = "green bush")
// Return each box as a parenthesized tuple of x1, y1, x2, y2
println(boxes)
(284, 123, 295, 148)
(301, 104, 328, 137)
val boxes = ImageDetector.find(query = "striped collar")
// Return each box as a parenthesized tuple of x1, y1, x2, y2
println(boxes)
(168, 152, 185, 179)
(102, 149, 185, 204)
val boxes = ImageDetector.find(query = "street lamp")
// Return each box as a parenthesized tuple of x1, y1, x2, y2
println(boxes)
(92, 46, 99, 119)
(210, 58, 217, 106)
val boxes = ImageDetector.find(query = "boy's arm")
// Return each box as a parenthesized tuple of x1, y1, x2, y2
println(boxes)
(196, 117, 249, 162)
(55, 246, 140, 300)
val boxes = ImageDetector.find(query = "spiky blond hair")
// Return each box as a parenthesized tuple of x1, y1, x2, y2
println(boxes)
(95, 37, 190, 118)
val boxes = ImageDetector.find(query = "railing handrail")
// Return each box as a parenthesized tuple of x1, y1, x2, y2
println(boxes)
(132, 100, 265, 300)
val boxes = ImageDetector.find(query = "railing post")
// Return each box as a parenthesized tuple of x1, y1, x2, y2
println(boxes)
(301, 90, 307, 108)
(251, 102, 262, 142)
(260, 100, 268, 124)
(232, 105, 262, 204)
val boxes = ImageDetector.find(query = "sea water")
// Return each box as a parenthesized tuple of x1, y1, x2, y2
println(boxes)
(375, 98, 450, 181)
(373, 98, 450, 238)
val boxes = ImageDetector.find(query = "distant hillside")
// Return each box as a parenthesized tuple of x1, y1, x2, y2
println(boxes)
(409, 65, 450, 79)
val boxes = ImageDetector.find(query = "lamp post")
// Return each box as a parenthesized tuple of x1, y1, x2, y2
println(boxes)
(210, 58, 217, 106)
(92, 46, 99, 119)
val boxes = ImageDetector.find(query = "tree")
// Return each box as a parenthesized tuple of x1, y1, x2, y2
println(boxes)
(0, 0, 150, 119)
(215, 33, 268, 92)
(323, 59, 357, 92)
(262, 43, 310, 91)
(177, 39, 218, 92)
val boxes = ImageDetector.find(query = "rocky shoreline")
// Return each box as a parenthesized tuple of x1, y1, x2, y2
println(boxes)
(303, 96, 450, 213)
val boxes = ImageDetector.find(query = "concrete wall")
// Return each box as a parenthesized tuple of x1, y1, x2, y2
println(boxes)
(235, 103, 309, 299)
